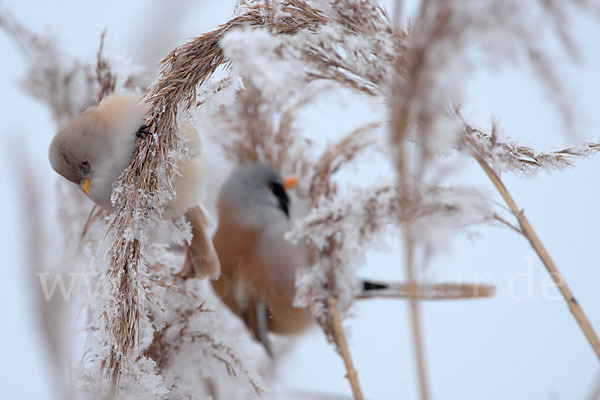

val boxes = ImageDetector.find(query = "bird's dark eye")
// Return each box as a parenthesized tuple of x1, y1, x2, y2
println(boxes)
(80, 160, 90, 171)
(268, 182, 290, 217)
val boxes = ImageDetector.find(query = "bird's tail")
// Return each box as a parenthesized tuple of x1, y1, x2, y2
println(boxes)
(177, 205, 221, 280)
(360, 280, 495, 300)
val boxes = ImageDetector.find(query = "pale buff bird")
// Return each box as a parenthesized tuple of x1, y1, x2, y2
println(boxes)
(48, 93, 220, 279)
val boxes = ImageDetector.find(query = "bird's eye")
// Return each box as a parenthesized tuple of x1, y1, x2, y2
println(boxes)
(80, 160, 90, 170)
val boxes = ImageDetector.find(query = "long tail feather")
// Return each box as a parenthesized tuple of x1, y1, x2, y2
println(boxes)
(360, 280, 495, 300)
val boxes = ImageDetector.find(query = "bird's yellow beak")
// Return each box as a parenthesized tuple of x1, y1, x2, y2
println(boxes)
(283, 177, 298, 190)
(80, 178, 91, 195)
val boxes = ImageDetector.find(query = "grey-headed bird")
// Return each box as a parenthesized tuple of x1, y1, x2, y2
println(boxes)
(211, 164, 394, 356)
(210, 163, 312, 356)
(48, 93, 220, 280)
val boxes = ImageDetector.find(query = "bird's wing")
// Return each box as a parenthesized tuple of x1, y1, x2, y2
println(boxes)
(177, 205, 221, 280)
(210, 209, 275, 355)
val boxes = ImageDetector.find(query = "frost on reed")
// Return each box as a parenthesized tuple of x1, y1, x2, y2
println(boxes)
(208, 0, 600, 397)
(4, 0, 600, 398)
(2, 10, 264, 399)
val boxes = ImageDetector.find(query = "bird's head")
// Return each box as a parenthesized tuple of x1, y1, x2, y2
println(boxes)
(48, 94, 147, 210)
(219, 163, 298, 228)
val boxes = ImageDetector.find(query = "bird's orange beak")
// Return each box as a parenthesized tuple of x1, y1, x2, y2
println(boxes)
(80, 178, 91, 195)
(283, 177, 298, 190)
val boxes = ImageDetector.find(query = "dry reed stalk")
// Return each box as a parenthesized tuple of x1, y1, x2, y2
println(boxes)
(148, 0, 328, 113)
(402, 224, 430, 400)
(386, 1, 463, 396)
(307, 122, 380, 206)
(95, 29, 116, 103)
(79, 206, 105, 240)
(463, 120, 600, 175)
(327, 297, 364, 400)
(391, 52, 431, 400)
(464, 131, 600, 361)
(218, 80, 318, 178)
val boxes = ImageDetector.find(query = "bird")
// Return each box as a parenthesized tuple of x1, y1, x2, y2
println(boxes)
(48, 93, 220, 280)
(210, 163, 312, 356)
(210, 163, 394, 356)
